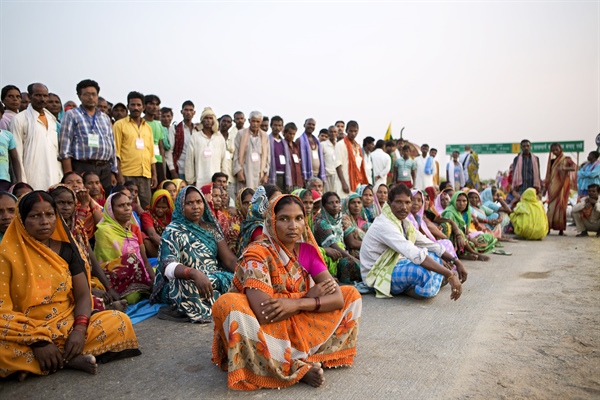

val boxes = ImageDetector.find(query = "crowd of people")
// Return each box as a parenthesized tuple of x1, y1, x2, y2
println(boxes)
(0, 79, 598, 390)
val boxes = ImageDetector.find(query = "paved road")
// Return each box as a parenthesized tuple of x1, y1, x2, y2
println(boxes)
(1, 232, 598, 399)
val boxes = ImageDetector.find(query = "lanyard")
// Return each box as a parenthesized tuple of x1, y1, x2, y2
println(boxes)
(79, 108, 97, 132)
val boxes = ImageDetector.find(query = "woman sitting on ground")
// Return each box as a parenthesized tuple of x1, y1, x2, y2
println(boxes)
(111, 184, 142, 226)
(356, 184, 380, 227)
(342, 193, 366, 259)
(201, 184, 237, 249)
(441, 192, 494, 261)
(374, 183, 389, 209)
(467, 189, 511, 241)
(0, 191, 140, 380)
(151, 186, 237, 323)
(159, 179, 178, 203)
(94, 192, 155, 304)
(292, 188, 315, 231)
(49, 185, 126, 311)
(313, 191, 362, 284)
(509, 187, 548, 240)
(9, 182, 34, 198)
(124, 181, 145, 218)
(62, 171, 103, 240)
(235, 184, 282, 256)
(0, 191, 17, 242)
(311, 189, 322, 218)
(408, 189, 458, 259)
(141, 189, 174, 258)
(212, 194, 362, 390)
(82, 171, 106, 207)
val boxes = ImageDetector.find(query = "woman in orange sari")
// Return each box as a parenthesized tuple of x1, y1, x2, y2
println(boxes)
(212, 194, 362, 390)
(544, 143, 576, 235)
(0, 191, 140, 380)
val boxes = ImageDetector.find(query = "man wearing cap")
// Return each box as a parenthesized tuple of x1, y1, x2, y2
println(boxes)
(185, 107, 227, 187)
(59, 79, 118, 195)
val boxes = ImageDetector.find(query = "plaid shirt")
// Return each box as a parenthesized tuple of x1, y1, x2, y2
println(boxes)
(59, 106, 118, 173)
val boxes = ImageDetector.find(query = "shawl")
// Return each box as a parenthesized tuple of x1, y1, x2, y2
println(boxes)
(356, 184, 380, 221)
(510, 188, 548, 240)
(268, 134, 292, 186)
(236, 185, 269, 256)
(424, 156, 435, 175)
(172, 122, 185, 174)
(232, 194, 323, 296)
(314, 204, 344, 248)
(365, 202, 417, 298)
(168, 185, 222, 256)
(94, 192, 142, 262)
(299, 132, 326, 181)
(341, 193, 362, 236)
(343, 136, 369, 192)
(408, 190, 436, 242)
(434, 189, 452, 215)
(512, 153, 540, 189)
(441, 191, 472, 233)
(424, 186, 437, 210)
(235, 186, 252, 220)
(238, 128, 269, 179)
(0, 193, 89, 344)
(480, 188, 496, 209)
(146, 189, 174, 234)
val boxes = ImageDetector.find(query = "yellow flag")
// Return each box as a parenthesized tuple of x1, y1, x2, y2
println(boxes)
(384, 122, 392, 141)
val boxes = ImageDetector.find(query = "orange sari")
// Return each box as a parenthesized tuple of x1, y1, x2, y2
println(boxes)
(212, 195, 362, 390)
(0, 203, 140, 377)
(545, 149, 575, 231)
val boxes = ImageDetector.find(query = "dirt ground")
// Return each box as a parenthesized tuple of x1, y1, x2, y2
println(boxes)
(0, 230, 598, 399)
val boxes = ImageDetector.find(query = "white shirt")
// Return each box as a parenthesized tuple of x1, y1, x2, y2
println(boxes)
(168, 122, 194, 174)
(335, 139, 364, 199)
(459, 151, 471, 180)
(321, 139, 339, 175)
(364, 150, 373, 185)
(371, 148, 391, 187)
(414, 155, 434, 190)
(222, 130, 237, 182)
(359, 215, 444, 283)
(185, 130, 227, 187)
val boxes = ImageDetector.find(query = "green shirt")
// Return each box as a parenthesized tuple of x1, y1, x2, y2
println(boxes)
(394, 157, 416, 182)
(147, 120, 163, 162)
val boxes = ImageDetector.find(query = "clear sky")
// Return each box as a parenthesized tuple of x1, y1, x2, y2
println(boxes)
(1, 0, 598, 179)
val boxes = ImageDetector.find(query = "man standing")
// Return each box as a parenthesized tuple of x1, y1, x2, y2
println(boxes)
(113, 91, 157, 208)
(430, 148, 440, 186)
(393, 145, 416, 188)
(167, 100, 196, 179)
(297, 118, 326, 184)
(283, 122, 304, 190)
(59, 79, 117, 195)
(0, 85, 21, 130)
(363, 136, 376, 185)
(459, 145, 472, 184)
(160, 106, 174, 178)
(218, 114, 237, 200)
(268, 116, 292, 192)
(97, 97, 110, 116)
(335, 120, 368, 199)
(512, 139, 541, 194)
(446, 151, 465, 191)
(143, 95, 166, 184)
(19, 92, 29, 112)
(10, 83, 62, 189)
(414, 143, 435, 190)
(112, 103, 128, 122)
(371, 139, 391, 189)
(230, 111, 245, 137)
(233, 111, 270, 191)
(319, 126, 340, 192)
(261, 116, 270, 133)
(185, 107, 227, 187)
(335, 120, 345, 141)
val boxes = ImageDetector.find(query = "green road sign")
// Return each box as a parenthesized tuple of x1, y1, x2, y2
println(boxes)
(445, 141, 584, 155)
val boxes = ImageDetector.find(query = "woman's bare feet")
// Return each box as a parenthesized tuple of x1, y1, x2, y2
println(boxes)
(17, 371, 29, 381)
(65, 354, 98, 375)
(477, 254, 490, 262)
(300, 362, 324, 387)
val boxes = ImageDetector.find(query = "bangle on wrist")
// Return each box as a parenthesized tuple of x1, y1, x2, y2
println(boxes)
(313, 296, 321, 312)
(183, 267, 193, 280)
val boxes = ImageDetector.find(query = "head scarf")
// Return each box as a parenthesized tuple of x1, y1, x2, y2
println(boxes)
(424, 186, 437, 210)
(480, 187, 495, 208)
(0, 192, 17, 242)
(434, 191, 450, 215)
(356, 184, 380, 221)
(441, 191, 472, 232)
(510, 188, 548, 240)
(235, 187, 253, 219)
(171, 179, 186, 194)
(236, 185, 269, 256)
(407, 189, 436, 242)
(467, 189, 483, 211)
(200, 107, 219, 134)
(313, 194, 344, 248)
(148, 189, 174, 232)
(341, 192, 361, 236)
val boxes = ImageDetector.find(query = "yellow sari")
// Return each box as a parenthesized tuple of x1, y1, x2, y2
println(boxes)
(0, 202, 140, 377)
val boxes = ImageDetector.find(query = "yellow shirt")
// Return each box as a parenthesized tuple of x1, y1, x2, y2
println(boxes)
(113, 117, 156, 178)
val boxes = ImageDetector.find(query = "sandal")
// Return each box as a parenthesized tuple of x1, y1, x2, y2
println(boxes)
(493, 249, 512, 256)
(157, 306, 190, 323)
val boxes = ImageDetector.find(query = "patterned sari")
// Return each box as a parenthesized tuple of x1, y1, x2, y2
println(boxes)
(94, 193, 152, 301)
(544, 146, 575, 231)
(212, 194, 362, 390)
(152, 186, 233, 323)
(313, 205, 362, 283)
(341, 193, 366, 259)
(0, 198, 140, 377)
(408, 190, 457, 257)
(201, 183, 236, 249)
(356, 184, 380, 227)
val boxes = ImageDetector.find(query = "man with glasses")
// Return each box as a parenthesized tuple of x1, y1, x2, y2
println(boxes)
(59, 79, 117, 195)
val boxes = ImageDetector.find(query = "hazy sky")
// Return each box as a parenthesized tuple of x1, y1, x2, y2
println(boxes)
(1, 1, 598, 179)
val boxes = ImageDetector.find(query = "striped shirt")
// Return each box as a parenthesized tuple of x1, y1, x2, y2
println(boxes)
(59, 106, 117, 173)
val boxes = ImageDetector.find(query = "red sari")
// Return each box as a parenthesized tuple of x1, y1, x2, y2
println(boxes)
(545, 148, 575, 231)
